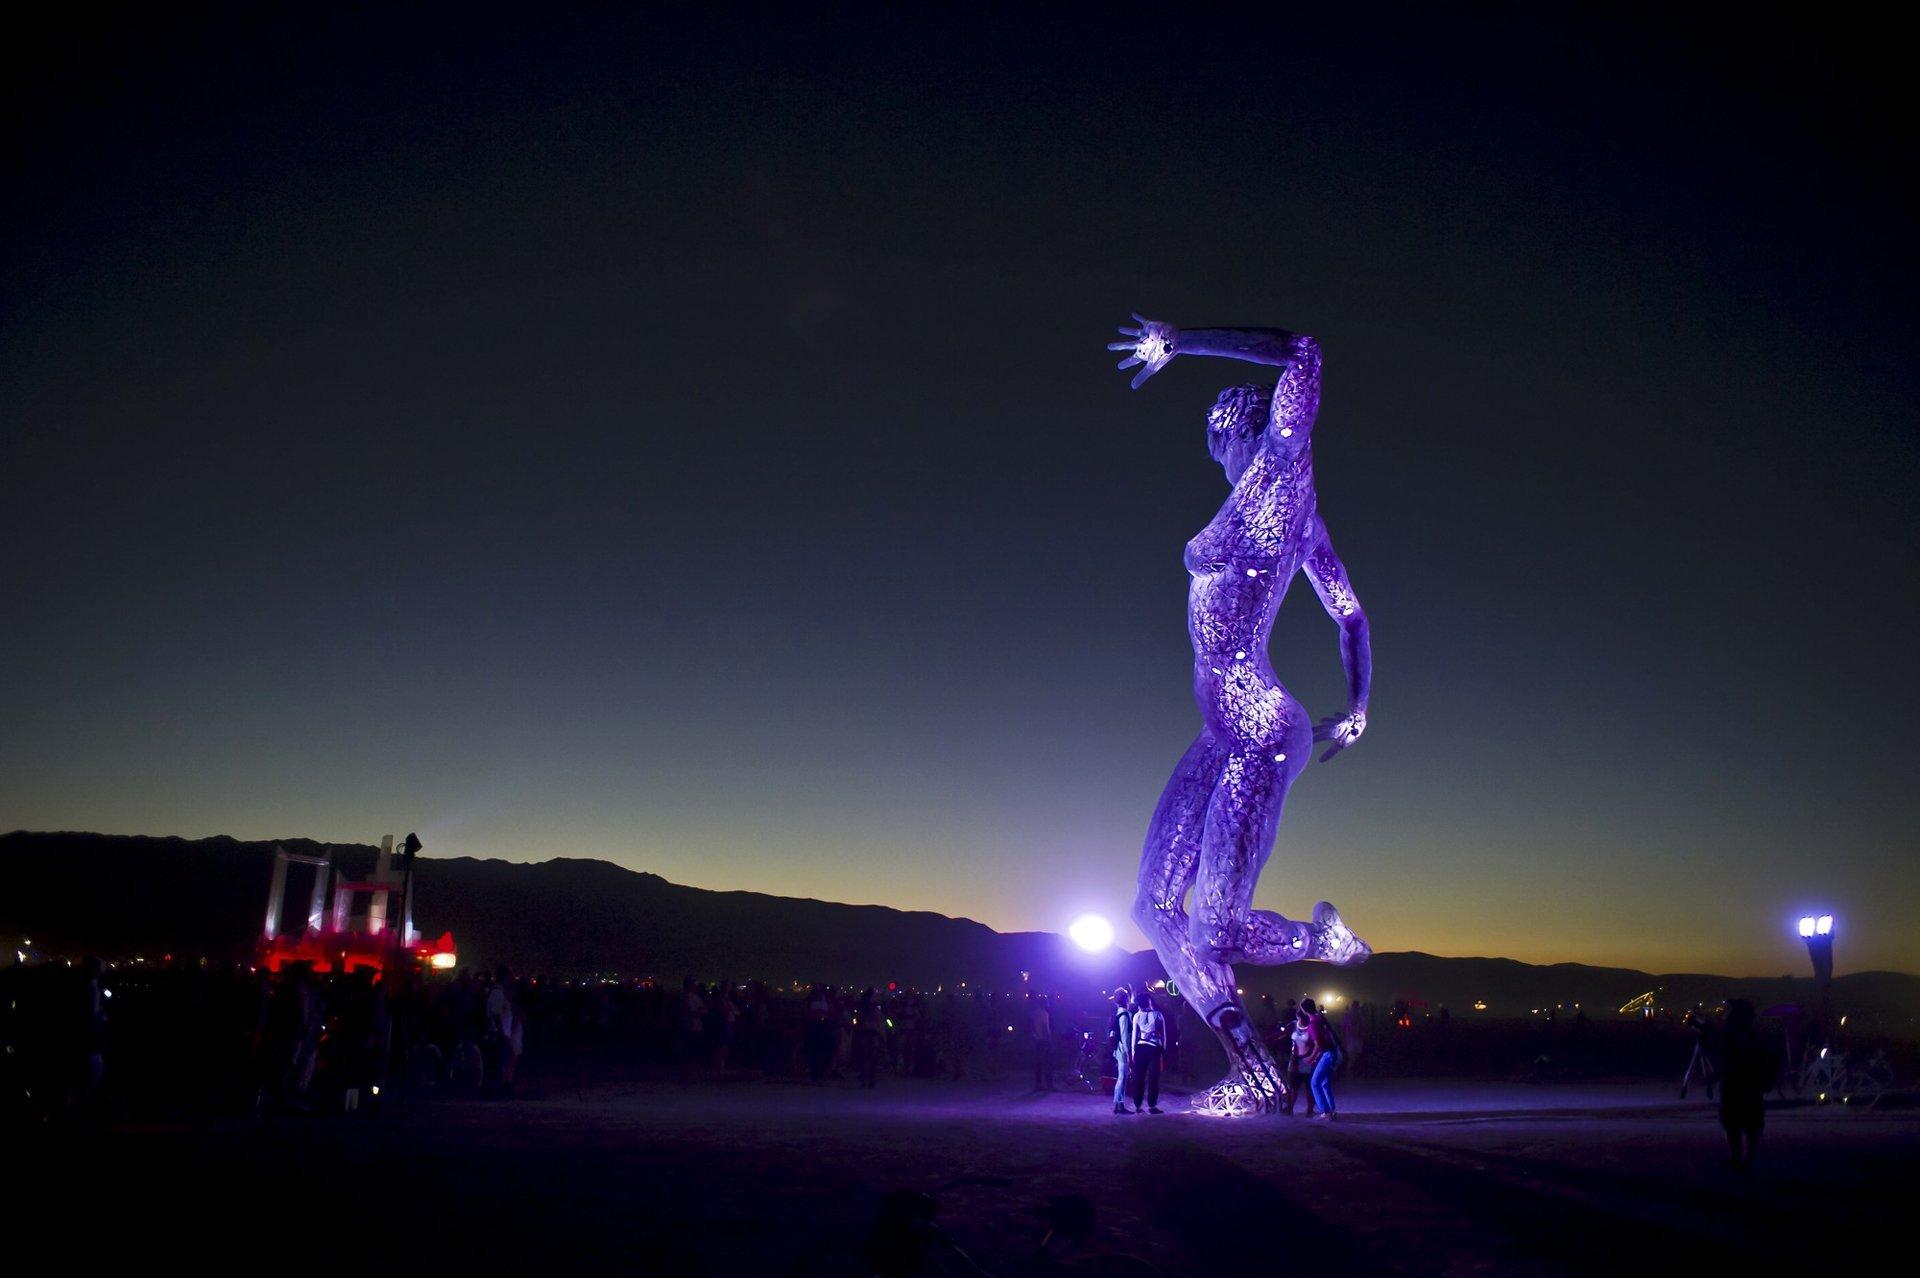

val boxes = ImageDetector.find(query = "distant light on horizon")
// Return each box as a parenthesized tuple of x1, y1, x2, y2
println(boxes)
(1068, 914, 1114, 952)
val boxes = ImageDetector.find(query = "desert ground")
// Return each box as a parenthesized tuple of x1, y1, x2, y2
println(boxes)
(19, 1055, 1916, 1277)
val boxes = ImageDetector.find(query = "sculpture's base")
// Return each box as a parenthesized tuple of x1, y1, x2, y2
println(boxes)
(1189, 1075, 1284, 1117)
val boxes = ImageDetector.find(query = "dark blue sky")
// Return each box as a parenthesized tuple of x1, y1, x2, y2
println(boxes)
(4, 4, 1915, 974)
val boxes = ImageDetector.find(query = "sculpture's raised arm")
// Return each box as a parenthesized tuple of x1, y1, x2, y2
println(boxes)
(1109, 316, 1316, 389)
(1302, 533, 1371, 762)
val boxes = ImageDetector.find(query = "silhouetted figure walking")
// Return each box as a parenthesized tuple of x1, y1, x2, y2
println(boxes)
(1027, 992, 1054, 1089)
(1715, 999, 1773, 1171)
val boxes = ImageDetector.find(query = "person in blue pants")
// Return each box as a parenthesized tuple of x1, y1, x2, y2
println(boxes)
(1302, 997, 1344, 1120)
(1109, 987, 1136, 1114)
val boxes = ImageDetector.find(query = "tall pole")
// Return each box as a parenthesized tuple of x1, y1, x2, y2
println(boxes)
(1799, 914, 1835, 1034)
(385, 833, 423, 1088)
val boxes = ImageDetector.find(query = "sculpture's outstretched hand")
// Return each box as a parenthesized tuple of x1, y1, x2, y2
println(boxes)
(1312, 710, 1367, 763)
(1107, 314, 1178, 389)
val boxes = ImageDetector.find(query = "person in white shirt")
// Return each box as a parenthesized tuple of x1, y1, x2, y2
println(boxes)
(1129, 989, 1168, 1113)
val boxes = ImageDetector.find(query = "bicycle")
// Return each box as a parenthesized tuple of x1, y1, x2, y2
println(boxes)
(1066, 1031, 1108, 1094)
(1799, 1047, 1893, 1109)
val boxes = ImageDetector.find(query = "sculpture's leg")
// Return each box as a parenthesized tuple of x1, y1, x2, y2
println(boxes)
(1131, 734, 1287, 1115)
(1190, 749, 1292, 967)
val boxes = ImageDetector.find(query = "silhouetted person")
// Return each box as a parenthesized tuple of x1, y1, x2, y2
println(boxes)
(70, 951, 108, 1112)
(482, 965, 515, 1098)
(265, 963, 321, 1113)
(803, 983, 836, 1081)
(853, 989, 882, 1088)
(1342, 998, 1366, 1076)
(676, 976, 706, 1081)
(1715, 998, 1772, 1171)
(1026, 992, 1054, 1089)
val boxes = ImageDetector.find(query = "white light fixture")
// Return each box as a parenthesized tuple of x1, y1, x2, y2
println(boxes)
(1068, 915, 1114, 952)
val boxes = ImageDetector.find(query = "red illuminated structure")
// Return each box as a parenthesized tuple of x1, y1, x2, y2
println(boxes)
(259, 835, 455, 974)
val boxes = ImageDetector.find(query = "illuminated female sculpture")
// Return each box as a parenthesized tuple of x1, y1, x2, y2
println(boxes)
(1110, 315, 1373, 1115)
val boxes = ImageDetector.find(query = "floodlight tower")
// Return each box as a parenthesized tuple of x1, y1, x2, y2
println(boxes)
(1797, 913, 1835, 1008)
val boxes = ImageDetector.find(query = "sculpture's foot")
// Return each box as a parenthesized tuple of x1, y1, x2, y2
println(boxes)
(1195, 1002, 1287, 1115)
(1307, 901, 1371, 966)
(1190, 1075, 1280, 1117)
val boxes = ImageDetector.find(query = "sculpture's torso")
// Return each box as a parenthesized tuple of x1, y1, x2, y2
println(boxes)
(1184, 369, 1321, 750)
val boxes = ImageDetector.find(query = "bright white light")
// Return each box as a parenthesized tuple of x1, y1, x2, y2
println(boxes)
(1817, 915, 1833, 936)
(1322, 992, 1338, 1004)
(1069, 915, 1114, 952)
(430, 952, 457, 970)
(1798, 916, 1815, 938)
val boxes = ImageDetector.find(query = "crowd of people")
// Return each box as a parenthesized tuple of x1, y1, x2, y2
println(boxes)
(10, 951, 1833, 1150)
(665, 976, 1145, 1088)
(2, 956, 1198, 1125)
(0, 956, 538, 1124)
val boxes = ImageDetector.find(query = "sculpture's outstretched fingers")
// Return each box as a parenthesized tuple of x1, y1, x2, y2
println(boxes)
(1308, 901, 1372, 966)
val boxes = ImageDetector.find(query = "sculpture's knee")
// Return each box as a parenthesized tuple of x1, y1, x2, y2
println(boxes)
(1188, 906, 1245, 965)
(1131, 890, 1170, 939)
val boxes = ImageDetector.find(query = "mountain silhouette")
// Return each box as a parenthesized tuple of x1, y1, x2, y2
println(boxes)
(4, 831, 1914, 1032)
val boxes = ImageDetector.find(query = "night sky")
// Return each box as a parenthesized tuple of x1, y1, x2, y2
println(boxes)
(5, 5, 1915, 976)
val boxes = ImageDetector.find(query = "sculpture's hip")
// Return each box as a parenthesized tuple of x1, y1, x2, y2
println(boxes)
(1190, 655, 1310, 760)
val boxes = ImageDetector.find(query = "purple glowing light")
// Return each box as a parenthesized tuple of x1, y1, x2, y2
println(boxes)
(1069, 914, 1115, 952)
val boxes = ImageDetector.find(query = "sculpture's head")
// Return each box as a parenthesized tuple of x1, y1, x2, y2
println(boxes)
(1207, 382, 1275, 482)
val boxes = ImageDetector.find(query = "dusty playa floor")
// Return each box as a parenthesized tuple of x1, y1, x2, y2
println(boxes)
(25, 1066, 1916, 1275)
